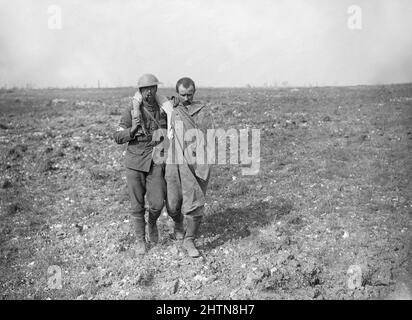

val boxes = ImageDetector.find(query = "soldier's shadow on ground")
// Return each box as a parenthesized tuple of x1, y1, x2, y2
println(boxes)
(201, 200, 292, 251)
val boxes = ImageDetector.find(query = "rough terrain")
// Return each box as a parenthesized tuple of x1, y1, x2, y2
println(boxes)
(0, 85, 411, 299)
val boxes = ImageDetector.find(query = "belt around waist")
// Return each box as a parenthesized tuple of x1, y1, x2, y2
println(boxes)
(134, 134, 152, 142)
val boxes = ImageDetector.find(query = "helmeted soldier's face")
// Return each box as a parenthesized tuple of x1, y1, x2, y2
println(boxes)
(140, 85, 157, 104)
(177, 85, 195, 106)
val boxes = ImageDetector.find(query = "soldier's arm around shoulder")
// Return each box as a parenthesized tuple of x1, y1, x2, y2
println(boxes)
(113, 103, 134, 144)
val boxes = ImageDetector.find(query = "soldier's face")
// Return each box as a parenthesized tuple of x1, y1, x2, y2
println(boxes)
(177, 85, 195, 106)
(140, 85, 157, 104)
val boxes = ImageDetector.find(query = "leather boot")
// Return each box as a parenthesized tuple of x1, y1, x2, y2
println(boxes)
(130, 215, 146, 255)
(183, 215, 202, 258)
(171, 212, 184, 240)
(148, 210, 160, 244)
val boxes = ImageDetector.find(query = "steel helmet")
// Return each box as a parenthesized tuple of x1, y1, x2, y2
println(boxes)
(137, 73, 162, 88)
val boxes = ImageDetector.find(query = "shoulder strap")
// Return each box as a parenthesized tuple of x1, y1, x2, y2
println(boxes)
(141, 105, 162, 129)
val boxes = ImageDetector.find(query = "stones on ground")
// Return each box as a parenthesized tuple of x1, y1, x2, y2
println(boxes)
(346, 263, 392, 290)
(347, 265, 363, 290)
(313, 288, 323, 299)
(370, 266, 393, 286)
(188, 273, 217, 291)
(352, 288, 365, 299)
(166, 278, 181, 295)
(75, 101, 87, 107)
(2, 179, 12, 189)
(230, 287, 251, 300)
(7, 144, 27, 160)
(270, 266, 278, 276)
(75, 223, 88, 233)
(287, 214, 303, 225)
(193, 274, 208, 282)
(273, 198, 293, 216)
(263, 195, 274, 203)
(56, 231, 66, 240)
(98, 275, 113, 288)
(60, 139, 71, 148)
(245, 268, 269, 288)
(200, 274, 217, 283)
(2, 88, 410, 300)
(229, 288, 240, 299)
(88, 166, 111, 181)
(301, 262, 322, 286)
(39, 158, 56, 172)
(274, 251, 292, 266)
(47, 99, 67, 106)
(239, 225, 251, 238)
(135, 269, 155, 286)
(169, 245, 179, 255)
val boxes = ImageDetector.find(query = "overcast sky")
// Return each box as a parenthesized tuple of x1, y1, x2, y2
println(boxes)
(0, 0, 411, 88)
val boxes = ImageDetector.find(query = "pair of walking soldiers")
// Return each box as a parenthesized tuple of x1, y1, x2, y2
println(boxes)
(113, 74, 212, 258)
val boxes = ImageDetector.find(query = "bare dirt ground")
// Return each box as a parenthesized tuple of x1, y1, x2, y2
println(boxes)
(0, 85, 411, 300)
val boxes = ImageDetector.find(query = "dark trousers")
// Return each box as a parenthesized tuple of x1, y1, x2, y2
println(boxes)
(126, 163, 166, 222)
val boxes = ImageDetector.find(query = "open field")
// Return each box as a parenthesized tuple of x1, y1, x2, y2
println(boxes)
(0, 85, 411, 299)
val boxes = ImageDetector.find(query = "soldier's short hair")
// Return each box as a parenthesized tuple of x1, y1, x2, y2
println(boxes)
(176, 77, 196, 93)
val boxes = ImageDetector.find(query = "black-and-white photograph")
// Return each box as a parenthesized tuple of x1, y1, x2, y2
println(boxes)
(0, 0, 411, 303)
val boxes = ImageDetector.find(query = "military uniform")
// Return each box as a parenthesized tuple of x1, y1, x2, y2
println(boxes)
(113, 99, 168, 241)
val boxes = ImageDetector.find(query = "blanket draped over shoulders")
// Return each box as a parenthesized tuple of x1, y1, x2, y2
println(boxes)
(167, 102, 211, 214)
(132, 91, 214, 214)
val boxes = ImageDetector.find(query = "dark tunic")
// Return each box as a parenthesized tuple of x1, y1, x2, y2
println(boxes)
(113, 99, 167, 172)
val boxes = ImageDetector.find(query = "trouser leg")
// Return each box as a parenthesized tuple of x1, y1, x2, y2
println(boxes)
(165, 164, 182, 218)
(165, 164, 184, 239)
(146, 163, 166, 243)
(126, 168, 147, 254)
(126, 167, 146, 226)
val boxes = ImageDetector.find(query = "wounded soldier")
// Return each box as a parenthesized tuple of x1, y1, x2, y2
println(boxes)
(133, 77, 215, 258)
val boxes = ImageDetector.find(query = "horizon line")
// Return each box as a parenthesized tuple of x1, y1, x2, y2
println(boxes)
(2, 81, 412, 91)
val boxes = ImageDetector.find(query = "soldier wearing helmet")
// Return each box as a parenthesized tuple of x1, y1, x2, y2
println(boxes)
(133, 77, 215, 258)
(113, 73, 168, 255)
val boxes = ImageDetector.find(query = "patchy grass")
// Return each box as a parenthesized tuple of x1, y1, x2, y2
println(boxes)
(0, 85, 411, 300)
